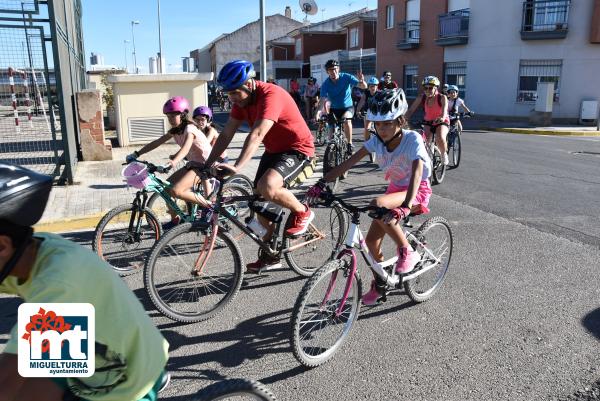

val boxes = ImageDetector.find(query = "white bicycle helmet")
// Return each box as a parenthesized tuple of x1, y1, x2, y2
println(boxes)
(366, 88, 408, 121)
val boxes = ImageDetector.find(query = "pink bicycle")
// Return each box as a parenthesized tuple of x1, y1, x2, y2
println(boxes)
(290, 191, 453, 368)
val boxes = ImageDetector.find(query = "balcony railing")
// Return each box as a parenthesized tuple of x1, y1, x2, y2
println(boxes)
(435, 9, 470, 46)
(521, 0, 570, 40)
(397, 20, 420, 49)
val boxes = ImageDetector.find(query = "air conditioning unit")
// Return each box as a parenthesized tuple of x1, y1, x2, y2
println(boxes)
(580, 100, 599, 125)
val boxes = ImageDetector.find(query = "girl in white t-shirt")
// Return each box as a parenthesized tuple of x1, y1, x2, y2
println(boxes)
(306, 89, 432, 306)
(447, 85, 472, 132)
(126, 96, 213, 228)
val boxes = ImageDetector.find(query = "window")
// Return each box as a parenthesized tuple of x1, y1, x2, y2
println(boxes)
(444, 61, 467, 96)
(295, 38, 302, 56)
(404, 64, 418, 98)
(517, 59, 562, 102)
(349, 27, 359, 48)
(386, 5, 395, 29)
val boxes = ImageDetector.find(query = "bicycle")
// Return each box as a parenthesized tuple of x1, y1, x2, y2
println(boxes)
(92, 159, 252, 276)
(314, 116, 328, 147)
(193, 378, 277, 400)
(447, 111, 471, 169)
(290, 190, 453, 368)
(416, 120, 447, 185)
(322, 115, 351, 191)
(144, 167, 347, 323)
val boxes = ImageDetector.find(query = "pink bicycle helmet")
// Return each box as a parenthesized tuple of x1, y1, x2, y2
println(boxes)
(193, 105, 213, 121)
(163, 96, 190, 114)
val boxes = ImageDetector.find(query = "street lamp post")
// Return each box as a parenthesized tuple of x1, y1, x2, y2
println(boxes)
(131, 20, 140, 74)
(259, 0, 266, 81)
(123, 40, 130, 72)
(157, 0, 163, 74)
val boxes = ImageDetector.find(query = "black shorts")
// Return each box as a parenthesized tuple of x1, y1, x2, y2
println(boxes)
(254, 151, 313, 188)
(330, 107, 354, 121)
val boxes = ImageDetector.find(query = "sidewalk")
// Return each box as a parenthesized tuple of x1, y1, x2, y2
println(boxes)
(462, 118, 600, 136)
(34, 134, 263, 232)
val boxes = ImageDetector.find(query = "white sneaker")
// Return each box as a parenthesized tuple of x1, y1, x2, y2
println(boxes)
(443, 153, 449, 166)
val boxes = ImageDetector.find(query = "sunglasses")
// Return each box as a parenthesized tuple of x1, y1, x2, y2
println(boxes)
(384, 75, 392, 77)
(424, 85, 435, 90)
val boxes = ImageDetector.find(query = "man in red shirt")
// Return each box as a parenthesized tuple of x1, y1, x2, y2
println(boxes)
(378, 71, 399, 90)
(205, 60, 315, 272)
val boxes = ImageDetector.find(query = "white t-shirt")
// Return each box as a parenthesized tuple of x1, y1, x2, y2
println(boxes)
(172, 124, 212, 163)
(363, 129, 431, 187)
(448, 97, 465, 114)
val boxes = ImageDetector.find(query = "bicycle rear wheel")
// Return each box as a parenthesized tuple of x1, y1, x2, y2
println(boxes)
(323, 143, 340, 192)
(194, 379, 277, 401)
(291, 258, 361, 368)
(431, 146, 446, 185)
(144, 222, 244, 323)
(404, 216, 453, 303)
(93, 204, 162, 276)
(284, 202, 346, 277)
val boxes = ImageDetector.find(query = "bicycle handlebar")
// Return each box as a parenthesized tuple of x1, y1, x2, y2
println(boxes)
(123, 159, 172, 174)
(319, 191, 395, 220)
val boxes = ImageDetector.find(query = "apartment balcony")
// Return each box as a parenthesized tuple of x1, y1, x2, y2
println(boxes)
(435, 9, 469, 46)
(521, 0, 570, 40)
(397, 20, 420, 50)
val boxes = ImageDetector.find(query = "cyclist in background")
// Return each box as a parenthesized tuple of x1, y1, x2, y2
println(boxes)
(316, 59, 367, 155)
(303, 77, 320, 121)
(0, 164, 169, 401)
(377, 70, 398, 90)
(356, 76, 380, 142)
(446, 85, 473, 132)
(289, 78, 302, 109)
(204, 60, 316, 273)
(406, 75, 451, 165)
(306, 89, 431, 305)
(125, 96, 213, 229)
(193, 105, 229, 163)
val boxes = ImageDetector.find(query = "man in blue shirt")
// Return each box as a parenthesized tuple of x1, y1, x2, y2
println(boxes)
(316, 59, 366, 154)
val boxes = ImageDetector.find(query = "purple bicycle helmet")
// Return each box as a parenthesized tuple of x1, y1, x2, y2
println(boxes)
(193, 105, 213, 120)
(162, 96, 190, 114)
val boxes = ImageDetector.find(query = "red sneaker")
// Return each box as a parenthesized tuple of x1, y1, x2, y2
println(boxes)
(284, 204, 315, 237)
(246, 254, 282, 274)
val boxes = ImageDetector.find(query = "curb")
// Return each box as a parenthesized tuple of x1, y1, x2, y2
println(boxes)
(484, 127, 600, 137)
(34, 212, 105, 233)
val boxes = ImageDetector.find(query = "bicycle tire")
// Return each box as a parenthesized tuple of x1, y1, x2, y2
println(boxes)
(223, 174, 254, 195)
(404, 216, 453, 303)
(147, 192, 193, 225)
(194, 378, 277, 401)
(323, 143, 340, 192)
(144, 222, 244, 323)
(315, 124, 326, 147)
(339, 139, 349, 180)
(431, 146, 446, 185)
(291, 258, 361, 368)
(284, 202, 346, 277)
(450, 131, 462, 168)
(93, 204, 162, 276)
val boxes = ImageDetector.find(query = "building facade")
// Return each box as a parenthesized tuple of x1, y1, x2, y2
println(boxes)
(377, 0, 600, 120)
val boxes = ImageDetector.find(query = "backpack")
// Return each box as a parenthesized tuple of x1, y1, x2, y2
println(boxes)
(419, 93, 443, 110)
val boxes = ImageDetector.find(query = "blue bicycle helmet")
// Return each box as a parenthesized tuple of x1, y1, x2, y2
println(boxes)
(367, 76, 379, 86)
(217, 60, 256, 91)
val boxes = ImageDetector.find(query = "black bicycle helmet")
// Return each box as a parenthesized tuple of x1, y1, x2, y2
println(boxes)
(0, 163, 52, 283)
(324, 59, 339, 70)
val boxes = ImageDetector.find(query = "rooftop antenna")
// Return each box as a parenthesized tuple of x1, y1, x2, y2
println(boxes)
(299, 0, 318, 24)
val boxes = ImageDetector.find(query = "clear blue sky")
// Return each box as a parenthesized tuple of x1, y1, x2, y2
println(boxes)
(82, 0, 374, 73)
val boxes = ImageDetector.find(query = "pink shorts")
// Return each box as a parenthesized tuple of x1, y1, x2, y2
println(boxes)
(385, 180, 432, 207)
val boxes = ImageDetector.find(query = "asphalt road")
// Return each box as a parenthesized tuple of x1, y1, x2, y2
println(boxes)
(1, 128, 599, 401)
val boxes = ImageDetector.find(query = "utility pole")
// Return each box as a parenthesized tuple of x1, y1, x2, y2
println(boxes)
(131, 20, 140, 74)
(157, 0, 163, 73)
(259, 0, 266, 81)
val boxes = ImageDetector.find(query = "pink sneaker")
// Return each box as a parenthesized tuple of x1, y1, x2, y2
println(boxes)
(362, 280, 385, 306)
(396, 246, 420, 274)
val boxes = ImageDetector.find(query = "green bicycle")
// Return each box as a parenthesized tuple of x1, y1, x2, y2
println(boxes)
(92, 160, 252, 276)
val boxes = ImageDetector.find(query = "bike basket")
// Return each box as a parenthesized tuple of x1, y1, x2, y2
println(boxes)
(122, 162, 151, 189)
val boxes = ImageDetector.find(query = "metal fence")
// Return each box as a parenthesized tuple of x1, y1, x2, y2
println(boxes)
(444, 61, 467, 98)
(438, 9, 470, 39)
(517, 59, 562, 103)
(0, 0, 84, 183)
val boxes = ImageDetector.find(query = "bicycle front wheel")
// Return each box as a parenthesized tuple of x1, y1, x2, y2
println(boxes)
(323, 143, 340, 191)
(144, 222, 244, 323)
(93, 204, 162, 276)
(404, 216, 453, 303)
(431, 146, 446, 185)
(315, 124, 326, 147)
(291, 258, 361, 368)
(284, 202, 346, 277)
(147, 192, 193, 225)
(449, 131, 462, 168)
(194, 379, 277, 401)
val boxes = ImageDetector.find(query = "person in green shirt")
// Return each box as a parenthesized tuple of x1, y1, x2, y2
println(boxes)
(0, 164, 169, 401)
